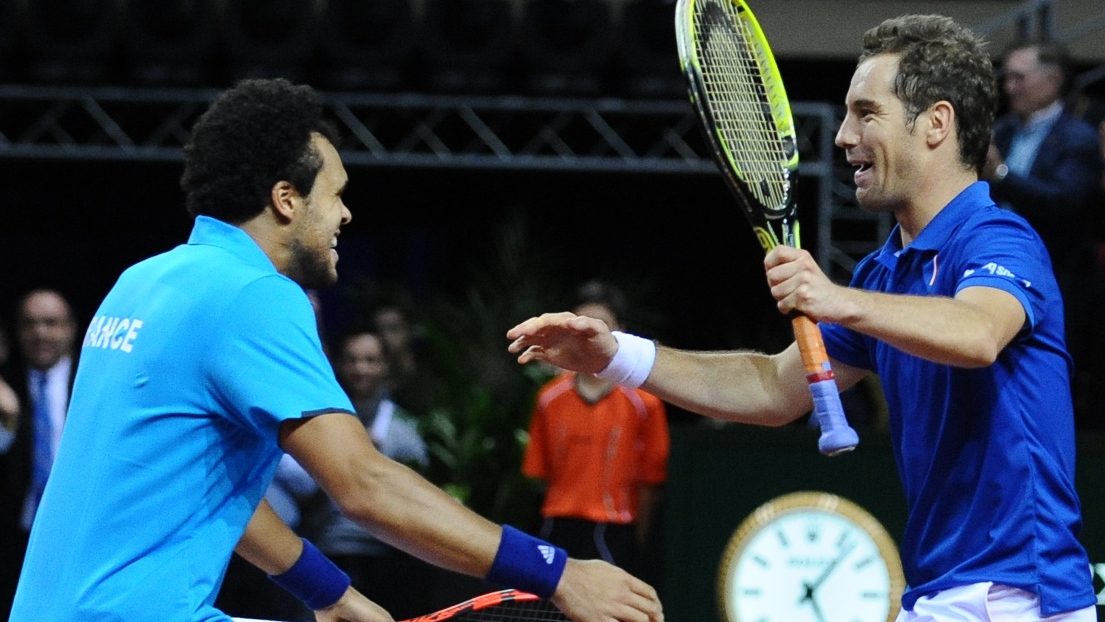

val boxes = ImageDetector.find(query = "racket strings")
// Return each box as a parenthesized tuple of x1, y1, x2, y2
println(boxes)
(450, 599, 569, 622)
(693, 0, 789, 210)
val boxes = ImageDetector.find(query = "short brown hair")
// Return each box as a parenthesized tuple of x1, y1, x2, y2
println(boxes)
(859, 15, 999, 174)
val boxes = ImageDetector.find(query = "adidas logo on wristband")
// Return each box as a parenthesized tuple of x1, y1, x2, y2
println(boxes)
(488, 526, 566, 598)
(538, 545, 556, 564)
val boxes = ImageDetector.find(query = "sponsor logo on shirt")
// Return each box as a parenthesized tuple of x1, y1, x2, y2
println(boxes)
(963, 262, 1032, 288)
(83, 316, 144, 353)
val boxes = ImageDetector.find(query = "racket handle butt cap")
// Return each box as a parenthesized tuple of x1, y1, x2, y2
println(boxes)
(818, 427, 860, 456)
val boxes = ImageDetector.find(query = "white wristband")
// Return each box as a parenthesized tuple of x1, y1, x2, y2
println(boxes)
(595, 331, 656, 388)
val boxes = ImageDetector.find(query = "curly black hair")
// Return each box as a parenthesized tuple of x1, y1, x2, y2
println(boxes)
(859, 15, 999, 175)
(181, 78, 340, 223)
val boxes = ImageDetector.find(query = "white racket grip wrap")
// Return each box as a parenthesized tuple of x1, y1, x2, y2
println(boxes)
(595, 331, 656, 388)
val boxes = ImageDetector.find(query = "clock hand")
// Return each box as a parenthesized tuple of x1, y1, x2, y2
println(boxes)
(806, 590, 828, 622)
(808, 541, 856, 594)
(798, 581, 828, 622)
(798, 544, 855, 621)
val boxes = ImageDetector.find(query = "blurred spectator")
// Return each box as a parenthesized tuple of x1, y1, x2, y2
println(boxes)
(374, 304, 419, 382)
(372, 301, 438, 416)
(292, 328, 433, 620)
(982, 39, 1104, 421)
(0, 290, 78, 619)
(1065, 88, 1105, 130)
(521, 281, 669, 579)
(0, 319, 18, 432)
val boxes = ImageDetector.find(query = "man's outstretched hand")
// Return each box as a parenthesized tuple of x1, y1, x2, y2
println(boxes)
(507, 312, 619, 374)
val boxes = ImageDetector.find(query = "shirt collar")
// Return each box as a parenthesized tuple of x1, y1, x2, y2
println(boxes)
(31, 356, 72, 387)
(876, 181, 993, 264)
(1021, 99, 1063, 130)
(187, 215, 278, 274)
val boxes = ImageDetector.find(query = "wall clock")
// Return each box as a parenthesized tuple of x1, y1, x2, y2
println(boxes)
(717, 491, 906, 622)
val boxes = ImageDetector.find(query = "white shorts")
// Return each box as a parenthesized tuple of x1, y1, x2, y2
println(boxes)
(895, 583, 1098, 622)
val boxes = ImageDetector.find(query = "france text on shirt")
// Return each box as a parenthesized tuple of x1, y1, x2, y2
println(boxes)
(83, 316, 144, 353)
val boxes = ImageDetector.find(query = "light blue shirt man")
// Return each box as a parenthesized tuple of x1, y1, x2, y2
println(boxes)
(10, 216, 355, 622)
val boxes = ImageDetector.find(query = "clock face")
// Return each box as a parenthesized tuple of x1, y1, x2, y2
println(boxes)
(718, 492, 905, 622)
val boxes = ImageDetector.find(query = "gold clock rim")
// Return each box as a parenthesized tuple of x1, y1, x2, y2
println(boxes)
(716, 490, 907, 622)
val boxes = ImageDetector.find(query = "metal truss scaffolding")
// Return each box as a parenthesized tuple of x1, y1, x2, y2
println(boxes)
(0, 85, 887, 281)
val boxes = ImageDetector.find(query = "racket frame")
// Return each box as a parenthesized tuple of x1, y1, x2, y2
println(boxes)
(674, 0, 859, 456)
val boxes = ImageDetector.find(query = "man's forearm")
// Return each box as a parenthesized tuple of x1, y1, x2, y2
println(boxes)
(235, 498, 303, 575)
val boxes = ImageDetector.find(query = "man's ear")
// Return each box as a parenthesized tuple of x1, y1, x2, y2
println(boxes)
(270, 181, 301, 223)
(925, 100, 955, 148)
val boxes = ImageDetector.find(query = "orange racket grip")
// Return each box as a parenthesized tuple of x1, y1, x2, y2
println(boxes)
(791, 315, 858, 456)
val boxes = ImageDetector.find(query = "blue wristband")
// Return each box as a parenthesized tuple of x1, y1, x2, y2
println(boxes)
(485, 525, 568, 598)
(268, 538, 351, 611)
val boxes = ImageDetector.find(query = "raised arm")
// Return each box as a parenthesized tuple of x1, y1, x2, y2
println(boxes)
(506, 313, 866, 426)
(280, 412, 663, 622)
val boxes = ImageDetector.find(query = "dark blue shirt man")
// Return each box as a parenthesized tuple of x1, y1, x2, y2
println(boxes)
(508, 15, 1095, 621)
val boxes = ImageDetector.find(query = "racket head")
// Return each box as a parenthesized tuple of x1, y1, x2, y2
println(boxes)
(675, 0, 801, 253)
(403, 589, 568, 622)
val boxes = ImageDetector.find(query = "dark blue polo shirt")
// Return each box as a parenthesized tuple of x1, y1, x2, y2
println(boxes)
(820, 182, 1094, 615)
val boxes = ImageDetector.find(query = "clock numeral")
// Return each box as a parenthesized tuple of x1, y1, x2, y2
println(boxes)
(854, 555, 875, 571)
(751, 554, 770, 568)
(775, 528, 789, 549)
(836, 530, 852, 549)
(805, 519, 820, 542)
(861, 591, 886, 599)
(741, 588, 762, 596)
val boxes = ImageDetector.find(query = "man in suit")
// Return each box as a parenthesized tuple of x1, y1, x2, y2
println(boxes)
(983, 40, 1103, 423)
(0, 289, 78, 618)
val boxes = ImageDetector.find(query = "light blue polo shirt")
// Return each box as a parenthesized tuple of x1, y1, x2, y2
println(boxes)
(820, 182, 1094, 615)
(10, 216, 356, 622)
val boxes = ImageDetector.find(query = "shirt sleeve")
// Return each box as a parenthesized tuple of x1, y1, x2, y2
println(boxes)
(820, 320, 876, 372)
(953, 216, 1050, 334)
(205, 275, 355, 440)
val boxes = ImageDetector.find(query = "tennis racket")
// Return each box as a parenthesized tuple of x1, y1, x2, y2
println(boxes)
(231, 589, 568, 622)
(674, 0, 858, 455)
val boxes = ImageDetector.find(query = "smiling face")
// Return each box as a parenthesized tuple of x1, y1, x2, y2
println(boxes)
(835, 54, 928, 214)
(287, 133, 351, 289)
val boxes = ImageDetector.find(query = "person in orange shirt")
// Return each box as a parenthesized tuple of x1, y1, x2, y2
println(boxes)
(522, 281, 669, 578)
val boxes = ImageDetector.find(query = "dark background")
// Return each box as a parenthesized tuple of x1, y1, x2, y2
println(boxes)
(0, 57, 860, 355)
